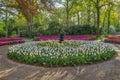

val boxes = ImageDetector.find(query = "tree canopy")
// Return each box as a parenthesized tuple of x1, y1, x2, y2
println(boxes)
(0, 0, 120, 37)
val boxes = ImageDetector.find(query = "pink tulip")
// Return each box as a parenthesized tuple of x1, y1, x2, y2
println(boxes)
(105, 36, 120, 43)
(34, 35, 97, 41)
(0, 37, 25, 45)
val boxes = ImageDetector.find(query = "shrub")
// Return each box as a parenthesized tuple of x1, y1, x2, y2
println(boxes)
(47, 21, 62, 35)
(0, 30, 6, 37)
(64, 24, 96, 35)
(19, 30, 27, 37)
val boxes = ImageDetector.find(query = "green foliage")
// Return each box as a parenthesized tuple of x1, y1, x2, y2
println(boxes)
(0, 20, 4, 30)
(19, 29, 28, 37)
(64, 24, 96, 35)
(93, 35, 106, 40)
(46, 21, 62, 35)
(4, 18, 17, 36)
(0, 0, 120, 37)
(38, 40, 83, 47)
(8, 41, 116, 67)
(0, 30, 7, 37)
(19, 23, 97, 36)
(20, 30, 40, 38)
(99, 26, 116, 35)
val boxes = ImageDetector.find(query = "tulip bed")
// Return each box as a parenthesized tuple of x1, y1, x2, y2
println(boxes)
(34, 35, 97, 40)
(0, 37, 25, 45)
(105, 36, 120, 43)
(8, 40, 116, 66)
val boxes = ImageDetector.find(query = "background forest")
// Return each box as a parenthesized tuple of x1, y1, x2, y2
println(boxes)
(0, 0, 120, 37)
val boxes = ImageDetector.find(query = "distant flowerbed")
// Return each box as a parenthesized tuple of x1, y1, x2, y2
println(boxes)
(0, 37, 25, 45)
(34, 35, 97, 41)
(105, 36, 120, 43)
(8, 40, 115, 66)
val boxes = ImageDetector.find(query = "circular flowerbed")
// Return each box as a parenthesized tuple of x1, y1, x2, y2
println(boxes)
(8, 40, 116, 66)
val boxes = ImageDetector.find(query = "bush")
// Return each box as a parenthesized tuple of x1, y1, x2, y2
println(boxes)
(8, 41, 116, 66)
(20, 30, 27, 37)
(64, 24, 96, 35)
(105, 26, 116, 33)
(28, 24, 97, 36)
(46, 21, 63, 35)
(0, 30, 6, 37)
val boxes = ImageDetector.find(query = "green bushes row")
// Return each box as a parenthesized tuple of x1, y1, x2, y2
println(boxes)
(19, 21, 97, 37)
(64, 24, 96, 35)
(0, 30, 6, 37)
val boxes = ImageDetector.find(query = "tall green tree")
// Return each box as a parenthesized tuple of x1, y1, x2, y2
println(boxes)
(6, 0, 53, 37)
(63, 0, 75, 27)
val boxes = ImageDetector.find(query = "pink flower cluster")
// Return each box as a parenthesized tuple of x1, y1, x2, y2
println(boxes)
(105, 36, 120, 43)
(34, 35, 97, 40)
(0, 37, 25, 45)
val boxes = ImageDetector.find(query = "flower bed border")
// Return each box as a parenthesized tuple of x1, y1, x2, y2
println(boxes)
(0, 37, 25, 46)
(105, 36, 120, 44)
(8, 41, 116, 67)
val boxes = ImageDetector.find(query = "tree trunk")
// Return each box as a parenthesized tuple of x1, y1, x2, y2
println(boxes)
(93, 11, 96, 28)
(101, 10, 107, 34)
(87, 7, 91, 24)
(107, 9, 111, 34)
(81, 12, 83, 25)
(96, 7, 100, 35)
(5, 0, 8, 37)
(77, 12, 80, 25)
(27, 16, 33, 37)
(95, 0, 101, 35)
(66, 0, 69, 27)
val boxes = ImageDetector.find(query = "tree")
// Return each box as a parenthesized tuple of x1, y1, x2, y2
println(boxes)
(5, 0, 53, 37)
(0, 0, 16, 37)
(63, 0, 75, 27)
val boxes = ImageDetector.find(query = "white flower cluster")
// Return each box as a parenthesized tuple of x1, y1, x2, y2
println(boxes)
(8, 41, 114, 59)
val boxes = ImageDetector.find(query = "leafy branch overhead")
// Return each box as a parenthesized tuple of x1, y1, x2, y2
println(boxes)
(5, 0, 53, 22)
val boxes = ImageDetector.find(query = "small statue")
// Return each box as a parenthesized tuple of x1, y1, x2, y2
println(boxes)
(59, 30, 64, 43)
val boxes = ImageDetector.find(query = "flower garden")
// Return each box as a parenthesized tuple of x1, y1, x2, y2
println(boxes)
(105, 36, 120, 43)
(34, 35, 97, 40)
(0, 1, 120, 79)
(0, 35, 117, 66)
(8, 40, 116, 66)
(0, 37, 25, 45)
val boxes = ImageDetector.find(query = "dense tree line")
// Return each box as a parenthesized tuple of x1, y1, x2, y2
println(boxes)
(0, 0, 120, 37)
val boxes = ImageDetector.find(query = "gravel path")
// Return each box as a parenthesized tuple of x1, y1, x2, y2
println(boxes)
(0, 44, 120, 80)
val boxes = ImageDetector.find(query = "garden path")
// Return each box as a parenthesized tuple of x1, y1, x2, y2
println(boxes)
(0, 44, 120, 80)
